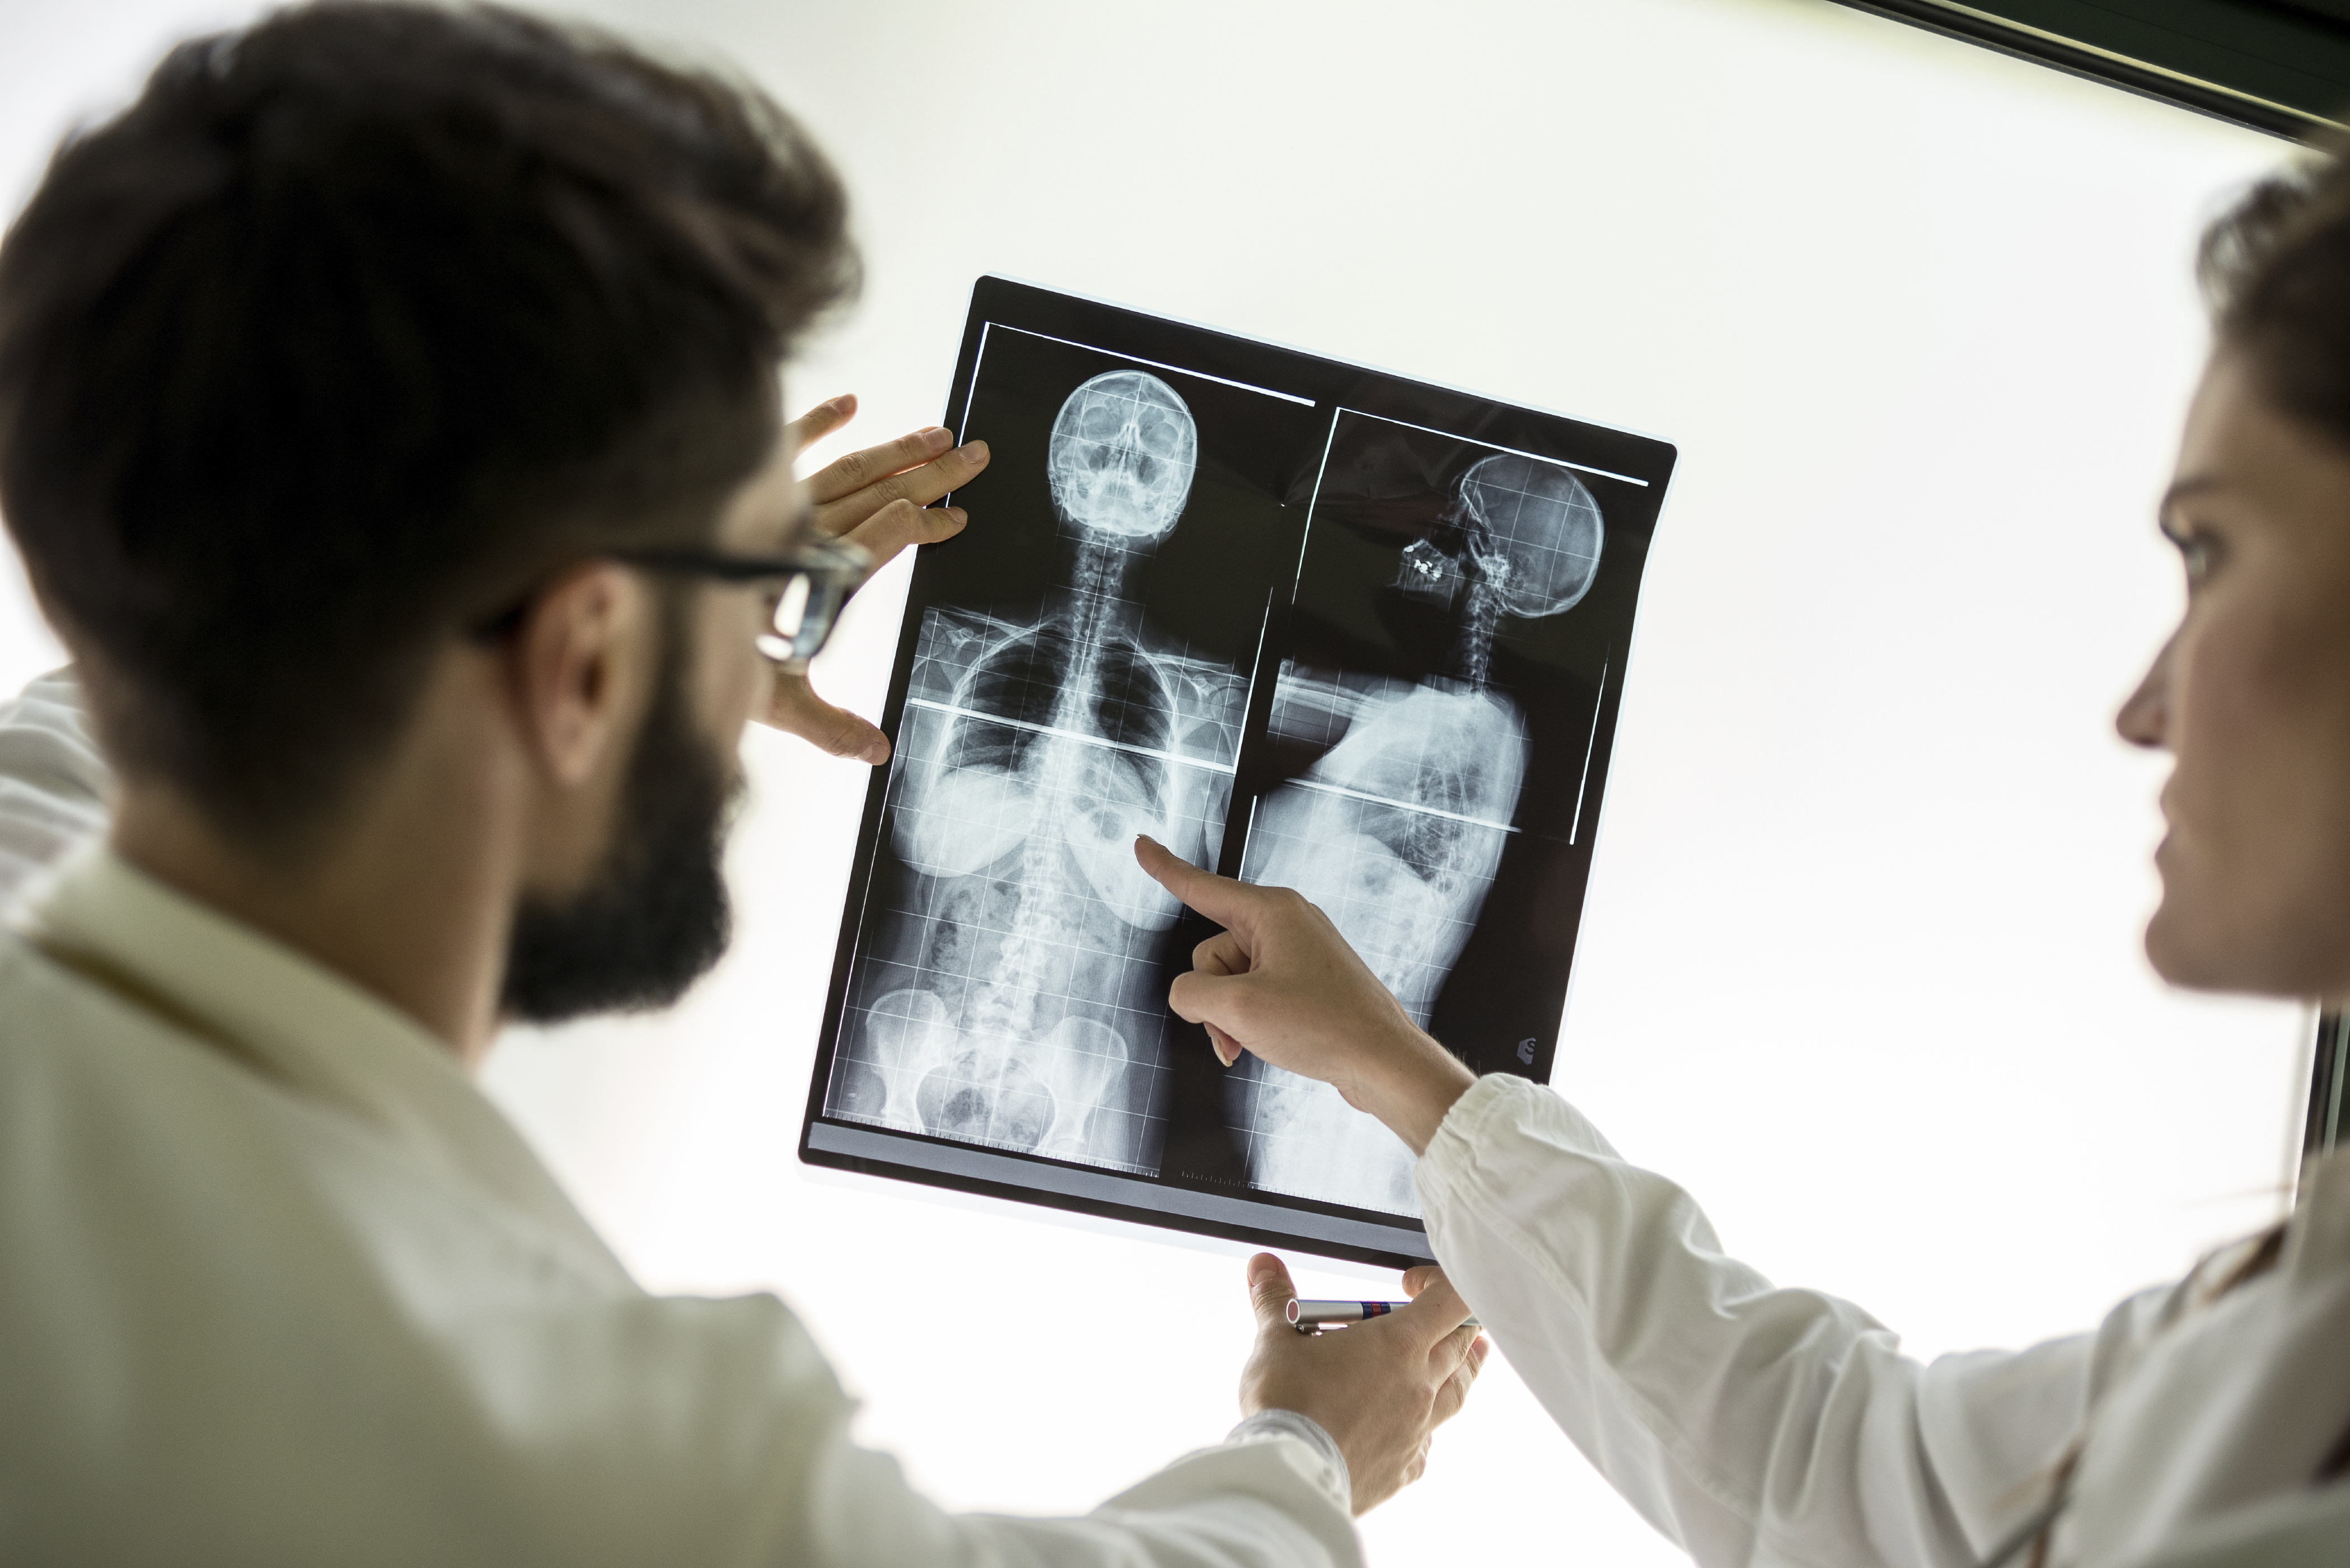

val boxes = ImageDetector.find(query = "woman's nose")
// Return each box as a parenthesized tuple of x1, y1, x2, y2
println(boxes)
(2116, 635, 2175, 750)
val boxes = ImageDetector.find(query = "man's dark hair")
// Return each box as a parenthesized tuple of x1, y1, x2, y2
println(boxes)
(0, 1, 856, 848)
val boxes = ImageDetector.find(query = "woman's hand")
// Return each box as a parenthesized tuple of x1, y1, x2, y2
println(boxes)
(763, 394, 989, 762)
(1133, 834, 1477, 1154)
(1237, 1253, 1487, 1515)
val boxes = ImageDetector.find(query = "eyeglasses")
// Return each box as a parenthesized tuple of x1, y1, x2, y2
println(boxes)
(612, 537, 873, 674)
(474, 537, 873, 672)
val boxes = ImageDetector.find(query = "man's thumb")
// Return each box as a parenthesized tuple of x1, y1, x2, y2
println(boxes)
(1247, 1253, 1297, 1327)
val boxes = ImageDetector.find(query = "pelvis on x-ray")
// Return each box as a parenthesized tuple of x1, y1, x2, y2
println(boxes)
(1229, 452, 1604, 1216)
(826, 372, 1243, 1174)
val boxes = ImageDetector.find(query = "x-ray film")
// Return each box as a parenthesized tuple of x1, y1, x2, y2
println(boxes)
(802, 278, 1675, 1266)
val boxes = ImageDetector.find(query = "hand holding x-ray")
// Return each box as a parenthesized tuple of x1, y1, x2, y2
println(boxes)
(1135, 834, 1480, 1157)
(761, 393, 990, 762)
(1236, 1251, 1486, 1515)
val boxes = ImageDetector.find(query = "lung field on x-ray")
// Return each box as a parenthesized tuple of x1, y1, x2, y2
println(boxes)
(1227, 430, 1608, 1217)
(825, 367, 1257, 1174)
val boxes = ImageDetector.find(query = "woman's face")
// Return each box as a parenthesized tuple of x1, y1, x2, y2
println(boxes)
(2122, 350, 2350, 1002)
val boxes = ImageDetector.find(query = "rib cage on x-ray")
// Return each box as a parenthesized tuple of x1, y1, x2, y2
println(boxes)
(823, 372, 1242, 1174)
(1228, 452, 1606, 1216)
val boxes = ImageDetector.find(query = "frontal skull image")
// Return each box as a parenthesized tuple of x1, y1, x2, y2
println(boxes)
(1047, 369, 1199, 543)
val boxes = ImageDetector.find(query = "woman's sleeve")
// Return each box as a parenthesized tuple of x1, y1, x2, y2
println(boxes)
(0, 668, 107, 901)
(1415, 1073, 2101, 1568)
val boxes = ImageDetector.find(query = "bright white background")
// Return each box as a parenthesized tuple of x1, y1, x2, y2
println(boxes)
(0, 0, 2316, 1561)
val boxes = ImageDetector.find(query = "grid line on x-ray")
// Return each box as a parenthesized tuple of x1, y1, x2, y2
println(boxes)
(993, 324, 1315, 406)
(1285, 775, 1520, 835)
(955, 321, 993, 443)
(1571, 650, 1611, 845)
(1290, 408, 1343, 603)
(901, 698, 1237, 775)
(1335, 408, 1648, 487)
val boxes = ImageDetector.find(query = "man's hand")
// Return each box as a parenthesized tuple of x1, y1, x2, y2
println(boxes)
(1133, 835, 1476, 1154)
(763, 393, 989, 763)
(1238, 1253, 1486, 1515)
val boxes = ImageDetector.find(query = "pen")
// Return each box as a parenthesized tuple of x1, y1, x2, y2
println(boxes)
(1288, 1299, 1482, 1333)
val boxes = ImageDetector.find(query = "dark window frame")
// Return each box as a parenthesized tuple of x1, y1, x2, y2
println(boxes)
(1831, 0, 2348, 137)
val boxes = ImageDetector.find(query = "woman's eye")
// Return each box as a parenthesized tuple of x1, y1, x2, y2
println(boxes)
(2175, 527, 2220, 587)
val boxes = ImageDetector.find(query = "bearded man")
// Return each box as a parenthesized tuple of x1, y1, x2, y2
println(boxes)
(0, 6, 1483, 1561)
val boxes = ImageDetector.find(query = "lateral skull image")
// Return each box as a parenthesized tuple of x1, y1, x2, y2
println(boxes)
(1397, 452, 1604, 684)
(1047, 371, 1198, 542)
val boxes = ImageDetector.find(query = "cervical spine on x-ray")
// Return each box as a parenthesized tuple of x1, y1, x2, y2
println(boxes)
(1232, 450, 1604, 1216)
(827, 371, 1240, 1174)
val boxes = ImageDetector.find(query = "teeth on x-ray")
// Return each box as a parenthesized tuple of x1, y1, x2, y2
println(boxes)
(826, 372, 1242, 1174)
(1229, 452, 1604, 1217)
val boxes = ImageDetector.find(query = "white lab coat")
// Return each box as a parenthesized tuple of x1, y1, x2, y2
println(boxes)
(1415, 1074, 2350, 1566)
(0, 668, 1357, 1567)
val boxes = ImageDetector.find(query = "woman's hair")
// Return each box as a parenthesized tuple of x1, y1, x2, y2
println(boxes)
(2199, 134, 2350, 451)
(0, 2, 856, 851)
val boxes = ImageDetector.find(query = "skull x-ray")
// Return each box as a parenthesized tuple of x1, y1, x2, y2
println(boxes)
(804, 280, 1673, 1266)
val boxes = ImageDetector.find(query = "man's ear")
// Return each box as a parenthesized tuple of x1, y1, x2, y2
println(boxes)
(505, 561, 652, 788)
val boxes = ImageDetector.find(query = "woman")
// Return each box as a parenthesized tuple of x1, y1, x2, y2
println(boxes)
(1134, 149, 2350, 1567)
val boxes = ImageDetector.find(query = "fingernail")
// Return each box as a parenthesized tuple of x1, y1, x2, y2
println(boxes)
(824, 394, 854, 414)
(858, 738, 891, 765)
(923, 426, 953, 453)
(946, 506, 968, 525)
(959, 439, 989, 465)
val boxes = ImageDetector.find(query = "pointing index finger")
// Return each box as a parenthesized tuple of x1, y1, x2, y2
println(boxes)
(1133, 834, 1254, 928)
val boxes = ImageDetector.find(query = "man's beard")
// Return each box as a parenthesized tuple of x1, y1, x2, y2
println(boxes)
(500, 627, 741, 1024)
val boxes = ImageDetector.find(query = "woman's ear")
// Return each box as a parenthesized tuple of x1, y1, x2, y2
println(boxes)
(506, 562, 652, 788)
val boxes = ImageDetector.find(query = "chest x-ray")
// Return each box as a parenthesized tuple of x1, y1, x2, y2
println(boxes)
(805, 279, 1673, 1266)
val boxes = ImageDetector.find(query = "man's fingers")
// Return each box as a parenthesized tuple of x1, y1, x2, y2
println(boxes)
(1246, 1253, 1296, 1328)
(1431, 1345, 1483, 1425)
(784, 393, 855, 462)
(764, 673, 889, 764)
(1392, 1269, 1473, 1343)
(1134, 834, 1269, 929)
(805, 424, 952, 507)
(815, 437, 988, 530)
(839, 497, 967, 572)
(1400, 1265, 1440, 1300)
(1205, 1021, 1242, 1068)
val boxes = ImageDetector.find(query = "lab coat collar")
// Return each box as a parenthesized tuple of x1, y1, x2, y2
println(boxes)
(10, 842, 589, 1237)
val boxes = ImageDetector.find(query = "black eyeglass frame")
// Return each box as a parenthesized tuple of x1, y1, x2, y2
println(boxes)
(471, 536, 873, 675)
